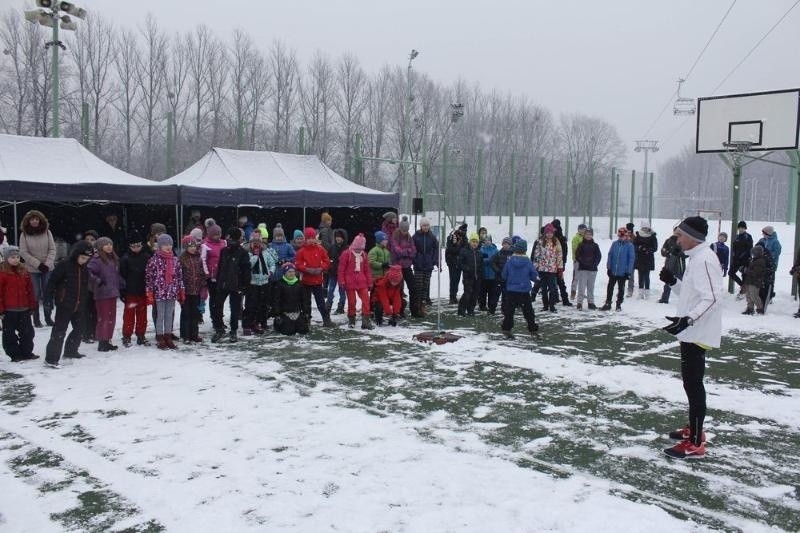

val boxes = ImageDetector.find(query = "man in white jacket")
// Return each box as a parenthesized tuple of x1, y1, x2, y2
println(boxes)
(658, 216, 723, 459)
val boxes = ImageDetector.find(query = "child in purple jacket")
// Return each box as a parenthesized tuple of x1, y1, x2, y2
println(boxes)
(146, 234, 184, 350)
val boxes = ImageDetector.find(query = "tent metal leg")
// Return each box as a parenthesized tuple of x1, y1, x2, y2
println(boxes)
(302, 206, 306, 230)
(13, 201, 18, 245)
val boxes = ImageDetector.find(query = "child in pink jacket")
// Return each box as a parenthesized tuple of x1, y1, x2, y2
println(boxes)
(338, 233, 373, 330)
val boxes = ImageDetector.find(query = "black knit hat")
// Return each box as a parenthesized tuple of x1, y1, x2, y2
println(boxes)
(128, 230, 143, 244)
(678, 216, 708, 242)
(626, 222, 635, 232)
(737, 220, 747, 229)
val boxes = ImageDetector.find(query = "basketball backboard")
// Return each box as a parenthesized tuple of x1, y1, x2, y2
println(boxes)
(695, 88, 800, 153)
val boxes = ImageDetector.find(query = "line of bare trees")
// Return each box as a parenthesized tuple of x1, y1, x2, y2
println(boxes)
(0, 7, 627, 219)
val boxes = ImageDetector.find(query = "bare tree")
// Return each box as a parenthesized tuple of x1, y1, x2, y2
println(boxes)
(112, 28, 140, 171)
(334, 52, 366, 178)
(134, 14, 168, 178)
(185, 25, 213, 157)
(0, 10, 38, 134)
(229, 28, 255, 149)
(299, 50, 335, 159)
(268, 40, 299, 151)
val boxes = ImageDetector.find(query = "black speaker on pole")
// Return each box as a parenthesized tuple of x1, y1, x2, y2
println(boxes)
(412, 197, 423, 214)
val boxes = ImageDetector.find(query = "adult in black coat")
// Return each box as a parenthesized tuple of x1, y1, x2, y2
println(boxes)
(211, 227, 251, 342)
(445, 223, 468, 303)
(99, 212, 127, 256)
(44, 241, 94, 365)
(550, 219, 572, 306)
(632, 226, 658, 298)
(457, 235, 483, 316)
(730, 221, 754, 290)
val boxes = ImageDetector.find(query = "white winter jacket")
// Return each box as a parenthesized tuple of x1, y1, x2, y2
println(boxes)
(671, 242, 723, 348)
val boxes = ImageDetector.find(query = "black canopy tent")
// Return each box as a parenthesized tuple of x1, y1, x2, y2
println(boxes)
(0, 134, 179, 244)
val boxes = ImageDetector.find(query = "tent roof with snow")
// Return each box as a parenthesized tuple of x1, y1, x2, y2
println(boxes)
(165, 147, 398, 208)
(0, 134, 176, 204)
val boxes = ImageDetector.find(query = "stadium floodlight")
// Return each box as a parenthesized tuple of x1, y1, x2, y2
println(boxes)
(38, 14, 55, 27)
(35, 0, 54, 8)
(59, 2, 87, 19)
(24, 9, 45, 22)
(60, 15, 77, 31)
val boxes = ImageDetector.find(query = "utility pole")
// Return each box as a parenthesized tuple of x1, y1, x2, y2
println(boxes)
(608, 167, 616, 239)
(537, 157, 545, 231)
(629, 169, 636, 223)
(634, 140, 659, 222)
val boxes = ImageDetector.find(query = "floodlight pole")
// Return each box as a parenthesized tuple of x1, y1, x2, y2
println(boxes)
(565, 160, 571, 236)
(50, 14, 59, 137)
(614, 170, 621, 233)
(648, 172, 655, 226)
(475, 147, 483, 229)
(508, 153, 516, 237)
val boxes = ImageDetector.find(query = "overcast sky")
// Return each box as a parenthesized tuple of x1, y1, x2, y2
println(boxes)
(71, 0, 800, 171)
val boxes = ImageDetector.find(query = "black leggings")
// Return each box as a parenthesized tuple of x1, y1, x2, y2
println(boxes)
(637, 268, 651, 289)
(680, 342, 706, 446)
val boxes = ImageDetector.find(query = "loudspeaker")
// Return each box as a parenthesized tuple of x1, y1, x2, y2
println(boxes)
(412, 197, 423, 214)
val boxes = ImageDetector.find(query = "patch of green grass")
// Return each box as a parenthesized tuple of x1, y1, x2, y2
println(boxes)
(0, 370, 35, 408)
(9, 447, 64, 476)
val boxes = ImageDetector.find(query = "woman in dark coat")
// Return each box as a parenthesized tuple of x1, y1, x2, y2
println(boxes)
(632, 225, 658, 299)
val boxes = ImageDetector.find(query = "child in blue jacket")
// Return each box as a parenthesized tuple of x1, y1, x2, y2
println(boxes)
(601, 227, 635, 311)
(500, 239, 539, 338)
(711, 232, 730, 277)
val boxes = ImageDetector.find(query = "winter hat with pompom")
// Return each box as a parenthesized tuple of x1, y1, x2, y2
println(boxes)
(303, 227, 317, 240)
(513, 239, 528, 253)
(189, 227, 204, 242)
(96, 236, 113, 250)
(374, 231, 388, 244)
(207, 225, 222, 240)
(293, 229, 304, 240)
(351, 233, 366, 252)
(181, 235, 199, 247)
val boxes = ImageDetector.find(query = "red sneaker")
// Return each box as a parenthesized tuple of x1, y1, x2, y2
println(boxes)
(664, 439, 705, 459)
(668, 424, 706, 443)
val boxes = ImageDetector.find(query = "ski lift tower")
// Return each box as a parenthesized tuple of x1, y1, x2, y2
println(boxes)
(634, 140, 659, 225)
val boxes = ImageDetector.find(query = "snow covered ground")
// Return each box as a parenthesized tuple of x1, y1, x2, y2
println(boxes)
(1, 216, 798, 532)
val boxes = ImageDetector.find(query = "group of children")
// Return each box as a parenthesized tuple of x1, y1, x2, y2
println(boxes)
(3, 207, 799, 367)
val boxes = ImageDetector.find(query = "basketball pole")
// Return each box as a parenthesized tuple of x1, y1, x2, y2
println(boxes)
(719, 152, 743, 295)
(789, 150, 800, 299)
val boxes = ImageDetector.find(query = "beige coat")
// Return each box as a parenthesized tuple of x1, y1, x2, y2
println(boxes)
(19, 230, 56, 273)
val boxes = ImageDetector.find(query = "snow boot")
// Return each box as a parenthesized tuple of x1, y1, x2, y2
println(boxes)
(211, 330, 225, 343)
(33, 304, 43, 328)
(361, 317, 374, 330)
(44, 308, 54, 326)
(600, 302, 611, 311)
(97, 340, 118, 352)
(165, 334, 178, 350)
(122, 336, 132, 348)
(348, 315, 356, 328)
(587, 303, 597, 310)
(322, 318, 336, 327)
(63, 351, 86, 359)
(742, 309, 754, 315)
(615, 303, 622, 311)
(155, 335, 168, 350)
(501, 330, 515, 339)
(576, 303, 583, 310)
(228, 331, 238, 343)
(334, 304, 345, 315)
(388, 314, 399, 327)
(136, 335, 151, 346)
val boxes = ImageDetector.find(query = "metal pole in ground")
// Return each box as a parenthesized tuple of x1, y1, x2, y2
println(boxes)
(648, 172, 654, 227)
(565, 160, 571, 237)
(788, 151, 800, 298)
(538, 157, 545, 232)
(629, 169, 636, 223)
(509, 153, 516, 237)
(609, 167, 616, 239)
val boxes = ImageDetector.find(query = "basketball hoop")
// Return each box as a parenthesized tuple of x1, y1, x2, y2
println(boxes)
(722, 140, 755, 166)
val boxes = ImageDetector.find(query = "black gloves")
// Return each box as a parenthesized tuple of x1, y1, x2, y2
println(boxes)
(382, 262, 390, 270)
(659, 268, 677, 286)
(663, 316, 692, 335)
(38, 264, 50, 273)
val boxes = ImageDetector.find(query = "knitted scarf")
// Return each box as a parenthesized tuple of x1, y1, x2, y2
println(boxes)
(158, 249, 174, 286)
(352, 250, 364, 272)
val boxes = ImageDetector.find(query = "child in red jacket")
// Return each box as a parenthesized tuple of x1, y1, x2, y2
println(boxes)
(338, 233, 373, 329)
(372, 265, 404, 326)
(0, 246, 38, 362)
(295, 227, 334, 327)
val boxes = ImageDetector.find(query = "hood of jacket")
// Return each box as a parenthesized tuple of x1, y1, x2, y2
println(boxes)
(21, 210, 49, 235)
